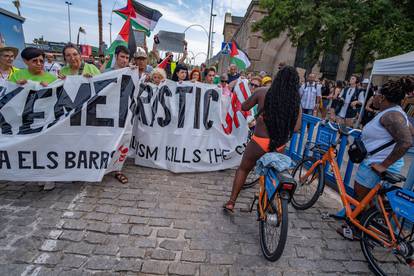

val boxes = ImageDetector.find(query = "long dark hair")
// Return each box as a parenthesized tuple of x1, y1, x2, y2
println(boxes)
(264, 66, 300, 151)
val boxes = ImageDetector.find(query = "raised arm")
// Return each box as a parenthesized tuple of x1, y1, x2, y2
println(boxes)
(241, 91, 259, 111)
(178, 40, 188, 64)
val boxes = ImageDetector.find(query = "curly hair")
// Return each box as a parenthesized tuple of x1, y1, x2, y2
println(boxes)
(380, 78, 413, 104)
(264, 66, 301, 151)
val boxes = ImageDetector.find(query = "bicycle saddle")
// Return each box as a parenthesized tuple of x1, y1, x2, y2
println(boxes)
(380, 171, 406, 184)
(276, 172, 297, 186)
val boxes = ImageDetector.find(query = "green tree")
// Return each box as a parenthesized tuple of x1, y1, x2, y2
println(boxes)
(253, 0, 414, 73)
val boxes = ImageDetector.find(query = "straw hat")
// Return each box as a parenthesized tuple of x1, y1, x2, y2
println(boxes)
(0, 42, 19, 57)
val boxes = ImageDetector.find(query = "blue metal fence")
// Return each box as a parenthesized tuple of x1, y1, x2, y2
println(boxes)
(287, 114, 361, 195)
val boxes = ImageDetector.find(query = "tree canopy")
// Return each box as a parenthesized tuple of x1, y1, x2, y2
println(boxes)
(253, 0, 414, 73)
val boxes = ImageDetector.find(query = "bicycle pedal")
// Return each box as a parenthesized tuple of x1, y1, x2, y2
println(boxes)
(342, 226, 354, 240)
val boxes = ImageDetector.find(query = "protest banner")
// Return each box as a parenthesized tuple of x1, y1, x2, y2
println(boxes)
(0, 68, 138, 182)
(132, 79, 251, 173)
(156, 30, 185, 53)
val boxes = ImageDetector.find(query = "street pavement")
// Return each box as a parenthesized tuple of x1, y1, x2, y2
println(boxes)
(0, 161, 410, 276)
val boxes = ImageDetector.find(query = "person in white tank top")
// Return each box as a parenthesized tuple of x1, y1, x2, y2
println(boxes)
(354, 80, 414, 201)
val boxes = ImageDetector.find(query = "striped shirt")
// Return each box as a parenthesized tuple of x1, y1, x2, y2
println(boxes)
(299, 82, 321, 109)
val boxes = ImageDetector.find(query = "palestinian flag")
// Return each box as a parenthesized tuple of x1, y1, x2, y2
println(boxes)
(114, 0, 162, 36)
(230, 40, 251, 70)
(105, 17, 136, 69)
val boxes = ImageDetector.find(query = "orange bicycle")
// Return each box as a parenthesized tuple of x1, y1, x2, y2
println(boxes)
(291, 121, 414, 276)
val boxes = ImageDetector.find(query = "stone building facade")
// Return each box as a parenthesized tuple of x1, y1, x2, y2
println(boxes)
(217, 0, 355, 81)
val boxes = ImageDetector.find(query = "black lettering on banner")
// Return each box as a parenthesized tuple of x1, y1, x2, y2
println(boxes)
(235, 145, 245, 155)
(89, 151, 100, 169)
(0, 151, 11, 169)
(150, 93, 159, 127)
(206, 149, 214, 164)
(94, 78, 117, 95)
(203, 89, 219, 130)
(213, 149, 222, 163)
(86, 96, 114, 127)
(65, 151, 76, 168)
(192, 149, 201, 163)
(157, 85, 172, 127)
(147, 146, 158, 160)
(77, 150, 88, 168)
(136, 83, 152, 125)
(222, 149, 231, 160)
(165, 146, 171, 161)
(70, 83, 92, 126)
(193, 87, 201, 129)
(0, 87, 23, 134)
(100, 151, 110, 169)
(118, 75, 135, 128)
(18, 151, 31, 169)
(18, 88, 53, 134)
(182, 148, 191, 163)
(48, 86, 74, 128)
(138, 144, 145, 157)
(33, 151, 45, 169)
(176, 86, 193, 128)
(47, 152, 58, 169)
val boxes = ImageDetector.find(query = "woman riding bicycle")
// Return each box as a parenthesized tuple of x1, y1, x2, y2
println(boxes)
(224, 66, 302, 212)
(354, 79, 414, 201)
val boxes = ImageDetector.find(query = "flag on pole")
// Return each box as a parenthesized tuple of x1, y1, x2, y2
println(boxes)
(114, 0, 162, 36)
(157, 54, 172, 69)
(230, 40, 251, 70)
(106, 17, 135, 69)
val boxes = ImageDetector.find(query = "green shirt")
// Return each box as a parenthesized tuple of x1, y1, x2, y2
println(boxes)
(9, 68, 57, 84)
(60, 63, 101, 77)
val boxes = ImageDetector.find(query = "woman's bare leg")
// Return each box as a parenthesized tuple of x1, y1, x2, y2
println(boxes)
(225, 141, 265, 210)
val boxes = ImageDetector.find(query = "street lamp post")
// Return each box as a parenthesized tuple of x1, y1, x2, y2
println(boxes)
(206, 0, 214, 64)
(109, 0, 119, 44)
(211, 14, 217, 59)
(65, 1, 73, 43)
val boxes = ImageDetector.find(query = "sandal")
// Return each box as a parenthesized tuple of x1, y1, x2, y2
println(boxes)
(114, 172, 128, 184)
(223, 199, 236, 213)
(336, 223, 360, 241)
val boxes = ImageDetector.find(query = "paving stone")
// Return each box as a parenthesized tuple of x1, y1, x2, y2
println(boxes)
(159, 240, 186, 251)
(200, 264, 228, 276)
(129, 216, 149, 224)
(64, 242, 95, 255)
(181, 250, 207, 262)
(34, 253, 62, 265)
(86, 221, 109, 233)
(94, 244, 119, 256)
(106, 214, 129, 223)
(85, 256, 118, 270)
(84, 232, 108, 244)
(108, 223, 130, 234)
(168, 262, 198, 275)
(59, 230, 84, 242)
(95, 205, 117, 214)
(130, 225, 152, 236)
(135, 237, 157, 248)
(151, 249, 176, 261)
(343, 261, 371, 273)
(60, 254, 87, 268)
(149, 218, 172, 227)
(84, 212, 107, 221)
(141, 260, 169, 274)
(62, 220, 87, 230)
(157, 228, 179, 239)
(113, 259, 142, 272)
(318, 260, 347, 273)
(119, 247, 145, 258)
(210, 253, 235, 265)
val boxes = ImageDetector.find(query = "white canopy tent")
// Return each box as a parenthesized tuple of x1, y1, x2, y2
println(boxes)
(357, 51, 414, 126)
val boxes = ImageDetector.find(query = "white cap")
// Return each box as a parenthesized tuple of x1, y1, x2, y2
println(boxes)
(134, 47, 147, 58)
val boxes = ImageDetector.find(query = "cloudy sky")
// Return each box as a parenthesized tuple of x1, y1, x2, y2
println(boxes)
(0, 0, 251, 64)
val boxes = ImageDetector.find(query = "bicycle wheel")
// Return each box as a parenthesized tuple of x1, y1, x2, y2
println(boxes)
(291, 157, 324, 210)
(259, 194, 289, 262)
(360, 206, 414, 276)
(242, 167, 260, 190)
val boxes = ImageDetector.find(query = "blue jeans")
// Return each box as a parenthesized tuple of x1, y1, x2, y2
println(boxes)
(355, 159, 404, 189)
(403, 147, 414, 191)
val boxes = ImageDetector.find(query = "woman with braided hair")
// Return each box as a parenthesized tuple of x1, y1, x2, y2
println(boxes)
(224, 66, 302, 212)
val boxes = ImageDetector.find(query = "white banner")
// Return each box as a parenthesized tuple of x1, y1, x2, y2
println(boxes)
(132, 79, 251, 172)
(0, 68, 138, 182)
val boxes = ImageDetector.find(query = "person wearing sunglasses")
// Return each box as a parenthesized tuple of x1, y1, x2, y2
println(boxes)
(9, 47, 57, 86)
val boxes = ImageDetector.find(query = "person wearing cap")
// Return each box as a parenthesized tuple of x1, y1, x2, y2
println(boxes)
(0, 44, 19, 81)
(59, 43, 100, 78)
(44, 53, 61, 77)
(9, 47, 57, 86)
(134, 47, 153, 79)
(262, 76, 272, 87)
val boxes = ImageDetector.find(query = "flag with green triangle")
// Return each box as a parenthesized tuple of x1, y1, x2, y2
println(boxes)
(114, 0, 162, 36)
(230, 40, 251, 70)
(106, 17, 135, 69)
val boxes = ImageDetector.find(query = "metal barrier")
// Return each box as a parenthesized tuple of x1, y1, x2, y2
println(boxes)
(288, 114, 361, 195)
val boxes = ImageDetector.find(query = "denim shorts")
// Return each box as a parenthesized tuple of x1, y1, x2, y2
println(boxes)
(355, 159, 404, 189)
